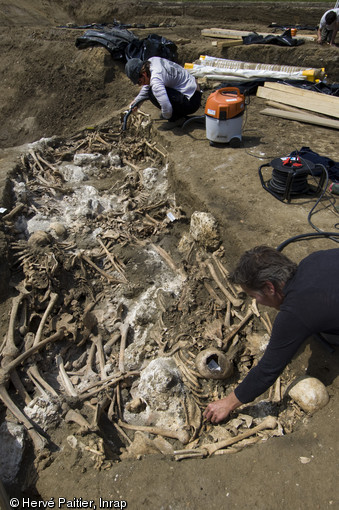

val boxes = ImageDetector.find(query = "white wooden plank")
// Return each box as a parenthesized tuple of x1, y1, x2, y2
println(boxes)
(263, 82, 339, 107)
(257, 86, 339, 119)
(201, 28, 316, 41)
(261, 107, 339, 129)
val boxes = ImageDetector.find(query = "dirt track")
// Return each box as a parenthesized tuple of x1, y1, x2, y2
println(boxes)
(0, 2, 339, 509)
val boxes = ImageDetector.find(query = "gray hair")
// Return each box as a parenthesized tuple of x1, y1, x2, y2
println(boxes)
(229, 245, 297, 291)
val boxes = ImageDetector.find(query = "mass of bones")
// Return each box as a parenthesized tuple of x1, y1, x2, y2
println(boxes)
(0, 111, 304, 468)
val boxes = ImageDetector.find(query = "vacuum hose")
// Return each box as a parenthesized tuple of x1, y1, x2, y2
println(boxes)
(122, 107, 134, 131)
(122, 100, 144, 131)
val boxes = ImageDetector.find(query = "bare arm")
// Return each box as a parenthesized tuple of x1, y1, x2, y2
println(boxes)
(330, 25, 338, 45)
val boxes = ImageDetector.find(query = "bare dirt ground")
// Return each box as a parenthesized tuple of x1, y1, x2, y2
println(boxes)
(0, 1, 339, 509)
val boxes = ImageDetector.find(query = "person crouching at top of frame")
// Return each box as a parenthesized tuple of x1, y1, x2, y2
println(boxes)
(125, 57, 202, 128)
(317, 8, 339, 46)
(204, 245, 339, 424)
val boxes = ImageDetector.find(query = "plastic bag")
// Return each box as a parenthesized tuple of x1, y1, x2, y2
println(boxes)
(125, 34, 178, 62)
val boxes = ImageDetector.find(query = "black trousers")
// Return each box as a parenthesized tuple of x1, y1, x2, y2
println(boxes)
(148, 87, 202, 121)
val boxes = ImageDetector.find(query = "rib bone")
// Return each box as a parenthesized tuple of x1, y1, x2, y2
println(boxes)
(205, 260, 243, 308)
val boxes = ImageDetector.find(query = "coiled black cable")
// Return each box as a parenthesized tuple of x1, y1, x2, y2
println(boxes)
(268, 166, 310, 196)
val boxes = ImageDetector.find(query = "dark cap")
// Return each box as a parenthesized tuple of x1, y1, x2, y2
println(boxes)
(125, 58, 144, 84)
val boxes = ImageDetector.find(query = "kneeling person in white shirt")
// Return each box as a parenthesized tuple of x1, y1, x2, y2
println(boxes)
(125, 57, 202, 124)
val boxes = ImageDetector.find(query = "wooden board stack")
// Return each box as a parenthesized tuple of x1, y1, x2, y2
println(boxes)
(257, 82, 339, 130)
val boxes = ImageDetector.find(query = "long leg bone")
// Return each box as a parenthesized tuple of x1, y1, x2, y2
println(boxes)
(103, 330, 121, 354)
(203, 281, 224, 307)
(0, 329, 65, 378)
(204, 415, 278, 456)
(118, 323, 129, 373)
(56, 354, 78, 397)
(214, 436, 262, 455)
(33, 292, 58, 346)
(149, 243, 186, 280)
(91, 334, 107, 379)
(113, 421, 132, 445)
(175, 415, 277, 459)
(2, 293, 26, 358)
(118, 420, 190, 444)
(2, 203, 26, 222)
(224, 299, 231, 328)
(222, 309, 253, 347)
(65, 409, 94, 433)
(116, 383, 122, 420)
(26, 369, 50, 399)
(0, 384, 46, 451)
(10, 370, 32, 405)
(27, 364, 58, 397)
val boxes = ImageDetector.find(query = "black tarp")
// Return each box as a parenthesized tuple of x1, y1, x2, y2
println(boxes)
(76, 27, 178, 62)
(242, 30, 304, 47)
(75, 27, 137, 60)
(125, 34, 178, 62)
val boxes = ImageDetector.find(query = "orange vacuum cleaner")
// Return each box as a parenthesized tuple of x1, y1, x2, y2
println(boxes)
(205, 87, 245, 147)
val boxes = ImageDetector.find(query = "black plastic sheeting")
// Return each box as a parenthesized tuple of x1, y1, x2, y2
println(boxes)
(242, 30, 304, 47)
(75, 27, 137, 60)
(268, 23, 317, 31)
(75, 27, 178, 62)
(125, 34, 178, 62)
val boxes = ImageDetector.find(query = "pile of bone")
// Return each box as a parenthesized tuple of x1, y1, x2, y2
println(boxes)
(0, 113, 329, 480)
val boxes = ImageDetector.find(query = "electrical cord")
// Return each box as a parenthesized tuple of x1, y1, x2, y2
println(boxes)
(277, 231, 339, 251)
(276, 162, 339, 251)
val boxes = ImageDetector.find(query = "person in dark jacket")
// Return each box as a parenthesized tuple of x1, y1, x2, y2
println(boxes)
(204, 246, 339, 424)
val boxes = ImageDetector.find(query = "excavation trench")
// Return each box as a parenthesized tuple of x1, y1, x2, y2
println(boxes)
(0, 110, 322, 497)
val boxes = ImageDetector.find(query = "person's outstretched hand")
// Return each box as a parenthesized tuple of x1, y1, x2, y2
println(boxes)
(203, 391, 242, 424)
